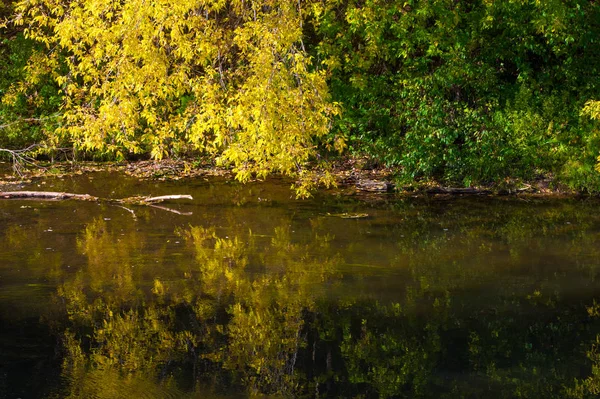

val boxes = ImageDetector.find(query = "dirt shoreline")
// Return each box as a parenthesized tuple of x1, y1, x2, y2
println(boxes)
(0, 159, 591, 198)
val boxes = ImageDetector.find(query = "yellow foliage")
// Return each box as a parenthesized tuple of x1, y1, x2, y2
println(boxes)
(15, 0, 340, 194)
(582, 100, 600, 173)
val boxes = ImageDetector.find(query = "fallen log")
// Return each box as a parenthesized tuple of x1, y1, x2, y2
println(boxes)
(0, 191, 194, 219)
(0, 191, 98, 201)
(0, 191, 193, 215)
(0, 191, 192, 202)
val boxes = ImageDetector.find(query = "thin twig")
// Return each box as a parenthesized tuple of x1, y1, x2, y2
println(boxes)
(0, 114, 60, 130)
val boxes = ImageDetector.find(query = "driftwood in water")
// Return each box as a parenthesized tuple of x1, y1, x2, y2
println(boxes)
(142, 195, 193, 203)
(0, 191, 192, 203)
(0, 190, 194, 218)
(0, 191, 98, 201)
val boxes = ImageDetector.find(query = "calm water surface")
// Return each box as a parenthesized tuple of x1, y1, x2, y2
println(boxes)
(1, 170, 600, 398)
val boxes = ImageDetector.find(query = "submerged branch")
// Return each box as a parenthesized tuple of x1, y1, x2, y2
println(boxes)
(148, 204, 193, 215)
(112, 204, 138, 219)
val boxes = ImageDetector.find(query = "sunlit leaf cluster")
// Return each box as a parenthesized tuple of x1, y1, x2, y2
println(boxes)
(11, 0, 340, 193)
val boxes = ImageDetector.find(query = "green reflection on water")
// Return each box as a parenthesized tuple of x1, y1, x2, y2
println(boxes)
(2, 175, 600, 398)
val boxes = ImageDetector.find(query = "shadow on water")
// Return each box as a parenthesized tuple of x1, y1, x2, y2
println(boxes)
(2, 171, 600, 398)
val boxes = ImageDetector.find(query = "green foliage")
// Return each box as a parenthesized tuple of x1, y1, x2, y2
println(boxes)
(582, 100, 600, 176)
(0, 7, 61, 151)
(310, 0, 600, 188)
(3, 0, 600, 191)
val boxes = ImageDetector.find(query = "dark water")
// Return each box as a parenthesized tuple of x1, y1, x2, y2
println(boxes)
(1, 170, 600, 398)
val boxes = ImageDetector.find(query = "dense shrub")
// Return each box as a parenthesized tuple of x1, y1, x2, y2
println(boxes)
(2, 0, 600, 191)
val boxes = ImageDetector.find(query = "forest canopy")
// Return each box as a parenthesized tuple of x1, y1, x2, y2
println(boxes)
(1, 0, 600, 193)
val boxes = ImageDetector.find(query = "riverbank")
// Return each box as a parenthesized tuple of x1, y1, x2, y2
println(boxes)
(0, 158, 587, 198)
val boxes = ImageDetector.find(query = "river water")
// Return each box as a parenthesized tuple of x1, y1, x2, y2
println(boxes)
(1, 171, 600, 398)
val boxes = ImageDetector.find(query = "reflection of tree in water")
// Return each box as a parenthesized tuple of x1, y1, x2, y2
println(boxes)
(180, 225, 342, 394)
(55, 220, 346, 396)
(48, 207, 600, 398)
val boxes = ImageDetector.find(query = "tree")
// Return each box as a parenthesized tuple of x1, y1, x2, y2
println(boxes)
(310, 0, 600, 188)
(12, 0, 342, 195)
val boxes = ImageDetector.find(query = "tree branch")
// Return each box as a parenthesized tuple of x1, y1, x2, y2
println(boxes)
(0, 114, 60, 130)
(0, 145, 46, 176)
(144, 194, 194, 203)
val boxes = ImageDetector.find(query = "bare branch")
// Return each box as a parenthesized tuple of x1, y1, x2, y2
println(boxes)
(143, 194, 194, 203)
(0, 144, 47, 176)
(0, 114, 60, 130)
